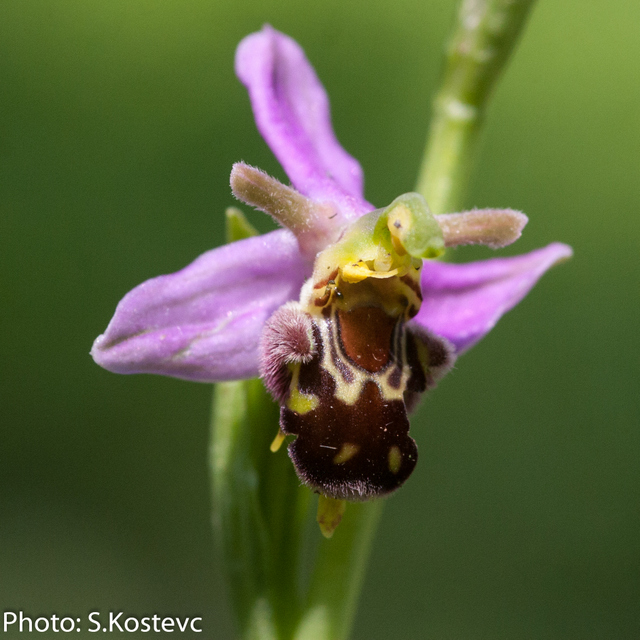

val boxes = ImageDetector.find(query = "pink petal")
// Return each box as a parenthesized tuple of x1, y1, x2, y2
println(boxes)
(235, 26, 373, 219)
(91, 230, 309, 382)
(413, 243, 573, 353)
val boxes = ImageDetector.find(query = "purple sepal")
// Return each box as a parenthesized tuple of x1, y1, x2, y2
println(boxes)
(91, 230, 309, 382)
(413, 242, 573, 353)
(235, 26, 373, 219)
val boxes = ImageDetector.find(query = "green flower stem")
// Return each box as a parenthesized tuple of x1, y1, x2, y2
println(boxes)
(211, 211, 313, 639)
(294, 501, 383, 640)
(415, 0, 537, 214)
(210, 380, 311, 640)
(211, 378, 384, 640)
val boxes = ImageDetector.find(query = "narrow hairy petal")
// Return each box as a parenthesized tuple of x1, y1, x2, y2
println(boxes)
(230, 163, 344, 259)
(91, 230, 309, 382)
(235, 26, 373, 218)
(436, 208, 528, 248)
(413, 242, 573, 353)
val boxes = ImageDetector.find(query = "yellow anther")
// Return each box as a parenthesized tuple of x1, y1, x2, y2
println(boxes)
(286, 367, 320, 414)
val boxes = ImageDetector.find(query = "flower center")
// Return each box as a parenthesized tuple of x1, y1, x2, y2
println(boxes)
(271, 194, 444, 501)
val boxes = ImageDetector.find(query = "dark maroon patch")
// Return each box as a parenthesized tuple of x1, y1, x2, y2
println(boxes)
(337, 306, 396, 372)
(404, 330, 427, 395)
(327, 316, 355, 383)
(425, 333, 448, 368)
(386, 365, 403, 389)
(403, 326, 454, 413)
(281, 372, 418, 500)
(297, 324, 325, 394)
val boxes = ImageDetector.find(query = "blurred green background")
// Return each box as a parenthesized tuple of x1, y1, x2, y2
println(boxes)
(1, 1, 638, 638)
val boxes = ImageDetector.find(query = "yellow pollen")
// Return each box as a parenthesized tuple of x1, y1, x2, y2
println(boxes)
(333, 442, 360, 465)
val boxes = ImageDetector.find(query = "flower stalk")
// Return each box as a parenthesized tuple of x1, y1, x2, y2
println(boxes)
(297, 500, 383, 640)
(416, 0, 537, 213)
(211, 375, 383, 640)
(209, 211, 305, 639)
(211, 379, 311, 640)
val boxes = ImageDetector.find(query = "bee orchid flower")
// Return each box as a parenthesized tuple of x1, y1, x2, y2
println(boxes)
(91, 26, 572, 501)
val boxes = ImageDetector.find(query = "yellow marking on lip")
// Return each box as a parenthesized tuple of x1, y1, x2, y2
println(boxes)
(388, 445, 402, 474)
(286, 366, 319, 415)
(333, 443, 360, 465)
(288, 386, 319, 414)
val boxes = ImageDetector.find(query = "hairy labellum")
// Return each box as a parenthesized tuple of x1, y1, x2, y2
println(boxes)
(260, 202, 454, 500)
